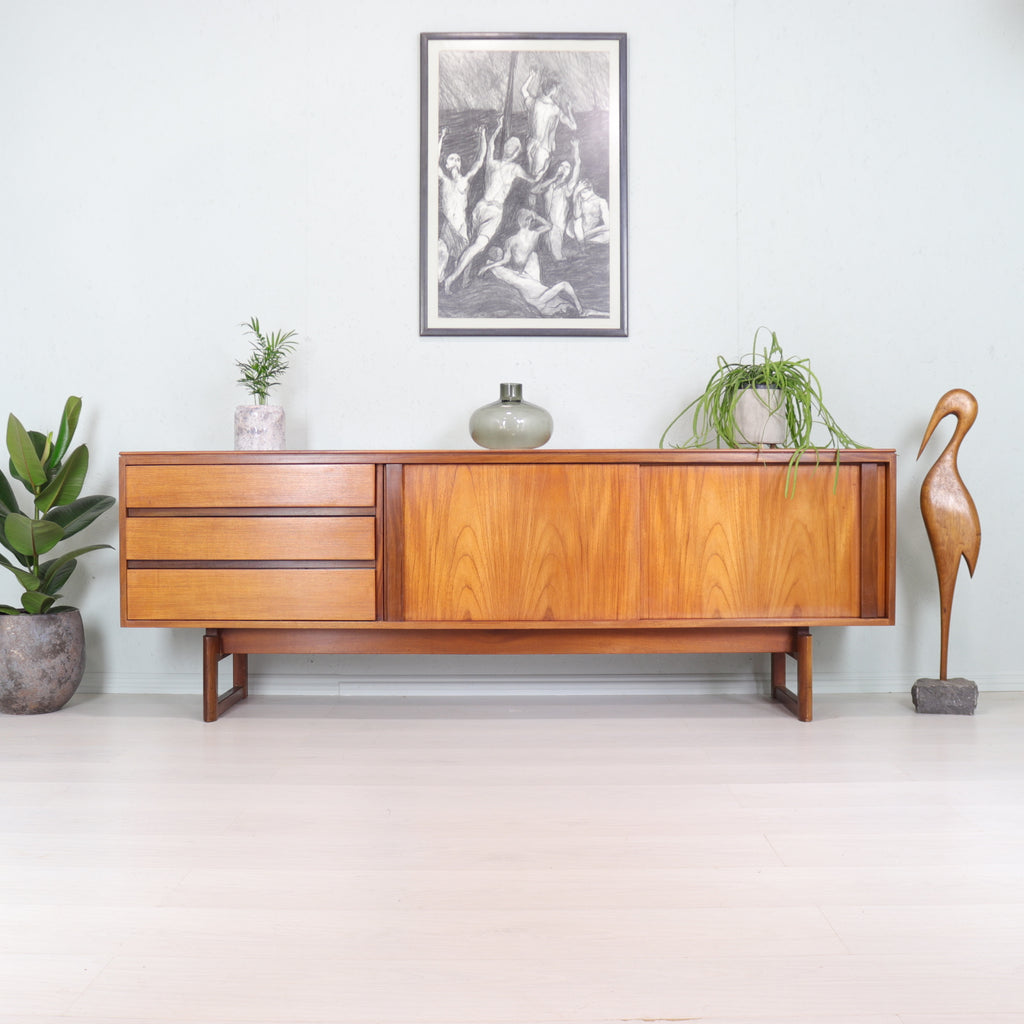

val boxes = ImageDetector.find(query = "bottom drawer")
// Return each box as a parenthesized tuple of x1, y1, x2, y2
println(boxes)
(126, 569, 376, 622)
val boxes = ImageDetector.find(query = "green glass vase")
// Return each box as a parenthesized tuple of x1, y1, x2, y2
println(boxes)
(469, 383, 553, 449)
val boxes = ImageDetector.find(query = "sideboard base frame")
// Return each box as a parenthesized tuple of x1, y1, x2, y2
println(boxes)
(201, 624, 814, 723)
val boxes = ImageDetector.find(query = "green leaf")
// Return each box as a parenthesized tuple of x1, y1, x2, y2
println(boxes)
(0, 469, 21, 516)
(45, 494, 115, 539)
(35, 444, 88, 514)
(0, 530, 31, 566)
(39, 544, 111, 591)
(0, 551, 42, 590)
(21, 590, 56, 614)
(4, 513, 63, 557)
(6, 414, 47, 490)
(50, 396, 81, 467)
(39, 556, 77, 595)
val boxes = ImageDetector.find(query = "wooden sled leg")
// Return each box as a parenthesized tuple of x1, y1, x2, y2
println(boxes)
(202, 629, 249, 722)
(770, 628, 813, 722)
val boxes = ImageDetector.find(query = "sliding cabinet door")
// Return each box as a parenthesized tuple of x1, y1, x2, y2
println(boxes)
(641, 463, 863, 620)
(401, 464, 640, 622)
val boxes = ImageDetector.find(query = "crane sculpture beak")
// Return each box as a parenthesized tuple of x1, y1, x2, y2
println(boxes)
(916, 388, 978, 461)
(917, 404, 948, 460)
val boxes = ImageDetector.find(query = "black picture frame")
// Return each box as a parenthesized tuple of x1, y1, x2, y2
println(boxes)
(420, 32, 628, 337)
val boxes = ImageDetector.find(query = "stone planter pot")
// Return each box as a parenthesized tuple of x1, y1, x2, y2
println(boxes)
(234, 404, 286, 450)
(734, 387, 786, 446)
(0, 608, 86, 715)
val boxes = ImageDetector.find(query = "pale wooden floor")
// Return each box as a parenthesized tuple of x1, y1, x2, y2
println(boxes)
(2, 688, 1023, 1024)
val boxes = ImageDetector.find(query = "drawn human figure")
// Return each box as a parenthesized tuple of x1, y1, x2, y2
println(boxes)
(478, 246, 584, 317)
(501, 207, 553, 280)
(520, 67, 577, 180)
(570, 179, 611, 245)
(442, 116, 535, 293)
(530, 138, 580, 261)
(437, 125, 485, 280)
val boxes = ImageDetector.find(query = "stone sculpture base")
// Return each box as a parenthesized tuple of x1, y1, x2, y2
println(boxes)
(912, 677, 978, 715)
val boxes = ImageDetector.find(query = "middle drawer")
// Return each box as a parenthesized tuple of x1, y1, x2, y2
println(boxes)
(125, 517, 376, 562)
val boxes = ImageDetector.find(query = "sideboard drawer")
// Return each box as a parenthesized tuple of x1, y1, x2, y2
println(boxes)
(124, 517, 376, 561)
(124, 464, 375, 508)
(125, 568, 376, 621)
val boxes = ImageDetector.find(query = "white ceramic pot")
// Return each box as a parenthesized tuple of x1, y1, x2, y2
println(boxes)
(234, 405, 286, 450)
(734, 387, 786, 446)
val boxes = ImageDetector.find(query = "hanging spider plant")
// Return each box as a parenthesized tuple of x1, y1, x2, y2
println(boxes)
(659, 327, 864, 494)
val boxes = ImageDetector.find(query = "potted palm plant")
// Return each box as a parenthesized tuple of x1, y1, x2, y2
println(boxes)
(659, 327, 863, 493)
(234, 316, 298, 450)
(0, 396, 115, 713)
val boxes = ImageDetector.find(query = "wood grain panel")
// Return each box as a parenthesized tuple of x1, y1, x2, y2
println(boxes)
(124, 464, 375, 508)
(642, 463, 862, 619)
(125, 569, 376, 621)
(401, 464, 640, 621)
(124, 517, 375, 561)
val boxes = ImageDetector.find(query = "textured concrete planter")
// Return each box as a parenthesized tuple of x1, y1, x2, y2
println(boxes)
(0, 608, 86, 714)
(234, 404, 285, 450)
(735, 387, 786, 446)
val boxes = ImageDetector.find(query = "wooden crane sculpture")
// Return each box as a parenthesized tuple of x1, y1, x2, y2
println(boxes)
(916, 389, 981, 701)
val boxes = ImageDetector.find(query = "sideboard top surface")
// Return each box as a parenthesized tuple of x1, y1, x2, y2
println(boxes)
(120, 448, 897, 466)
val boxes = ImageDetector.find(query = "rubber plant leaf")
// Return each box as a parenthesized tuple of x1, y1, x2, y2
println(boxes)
(45, 494, 116, 539)
(0, 470, 19, 517)
(49, 396, 82, 467)
(0, 551, 41, 591)
(35, 444, 88, 515)
(6, 414, 47, 490)
(4, 513, 63, 558)
(39, 545, 110, 593)
(39, 556, 78, 596)
(21, 589, 56, 614)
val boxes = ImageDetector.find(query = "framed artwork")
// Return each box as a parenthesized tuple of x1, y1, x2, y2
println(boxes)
(420, 32, 627, 337)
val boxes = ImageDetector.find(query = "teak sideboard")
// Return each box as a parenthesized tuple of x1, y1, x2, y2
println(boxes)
(118, 449, 897, 722)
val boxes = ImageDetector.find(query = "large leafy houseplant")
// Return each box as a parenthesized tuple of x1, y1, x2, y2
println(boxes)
(236, 316, 298, 404)
(0, 397, 115, 614)
(659, 328, 863, 493)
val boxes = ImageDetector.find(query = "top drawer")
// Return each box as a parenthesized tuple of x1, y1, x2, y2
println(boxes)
(124, 464, 376, 508)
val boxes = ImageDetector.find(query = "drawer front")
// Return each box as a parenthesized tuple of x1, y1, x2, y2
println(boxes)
(124, 464, 375, 508)
(125, 568, 376, 622)
(124, 517, 375, 561)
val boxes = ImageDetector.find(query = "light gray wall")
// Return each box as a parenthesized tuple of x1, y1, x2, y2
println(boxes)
(3, 1, 1021, 697)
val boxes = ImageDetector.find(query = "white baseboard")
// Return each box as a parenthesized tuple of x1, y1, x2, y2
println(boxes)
(80, 670, 1024, 697)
